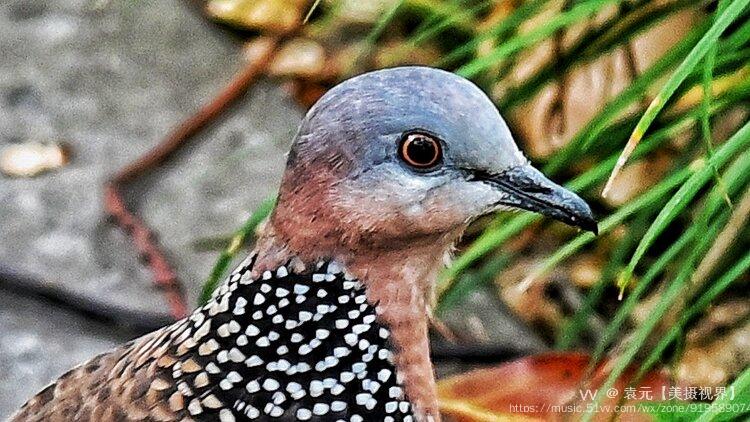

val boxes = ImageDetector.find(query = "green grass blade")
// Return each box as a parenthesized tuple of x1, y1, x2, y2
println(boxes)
(456, 0, 620, 78)
(695, 366, 750, 422)
(581, 267, 688, 422)
(700, 0, 733, 207)
(501, 0, 697, 111)
(639, 247, 750, 382)
(582, 148, 750, 418)
(556, 205, 659, 350)
(594, 146, 750, 362)
(722, 12, 750, 50)
(438, 102, 704, 296)
(524, 167, 691, 285)
(408, 0, 458, 36)
(436, 0, 549, 68)
(438, 212, 537, 295)
(406, 0, 490, 48)
(545, 21, 709, 173)
(602, 0, 750, 195)
(526, 104, 732, 284)
(199, 196, 276, 305)
(580, 211, 728, 422)
(589, 224, 697, 361)
(347, 0, 405, 74)
(618, 120, 750, 290)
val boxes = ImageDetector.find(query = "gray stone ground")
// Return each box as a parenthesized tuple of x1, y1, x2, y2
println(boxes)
(0, 0, 298, 416)
(0, 290, 125, 418)
(0, 0, 544, 417)
(0, 0, 299, 317)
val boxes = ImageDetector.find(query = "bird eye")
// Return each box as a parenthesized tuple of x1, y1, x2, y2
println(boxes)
(399, 133, 442, 169)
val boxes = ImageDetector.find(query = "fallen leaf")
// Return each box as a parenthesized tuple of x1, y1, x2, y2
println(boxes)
(439, 352, 671, 421)
(206, 0, 307, 33)
(268, 38, 327, 78)
(0, 141, 70, 178)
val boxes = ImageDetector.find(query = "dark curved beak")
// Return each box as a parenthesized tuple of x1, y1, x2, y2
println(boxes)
(472, 165, 598, 234)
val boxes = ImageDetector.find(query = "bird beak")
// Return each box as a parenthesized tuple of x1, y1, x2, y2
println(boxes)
(473, 164, 598, 234)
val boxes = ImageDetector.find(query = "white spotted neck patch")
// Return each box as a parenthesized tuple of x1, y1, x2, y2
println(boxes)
(160, 255, 414, 421)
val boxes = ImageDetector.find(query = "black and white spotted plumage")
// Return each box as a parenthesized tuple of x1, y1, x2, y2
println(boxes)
(175, 256, 414, 421)
(14, 255, 414, 422)
(13, 66, 599, 422)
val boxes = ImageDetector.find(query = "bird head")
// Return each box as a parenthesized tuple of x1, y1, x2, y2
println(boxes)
(255, 67, 600, 420)
(271, 66, 596, 256)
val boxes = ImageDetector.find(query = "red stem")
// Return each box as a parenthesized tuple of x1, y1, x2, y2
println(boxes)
(104, 36, 285, 320)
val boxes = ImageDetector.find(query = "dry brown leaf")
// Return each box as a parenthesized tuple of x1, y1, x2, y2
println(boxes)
(677, 303, 750, 388)
(206, 0, 307, 33)
(0, 142, 70, 178)
(601, 152, 672, 207)
(508, 7, 704, 160)
(268, 38, 327, 78)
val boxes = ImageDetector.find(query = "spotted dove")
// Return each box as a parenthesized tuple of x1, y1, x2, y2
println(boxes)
(12, 66, 596, 422)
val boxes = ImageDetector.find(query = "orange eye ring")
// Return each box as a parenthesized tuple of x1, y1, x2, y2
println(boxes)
(399, 133, 442, 169)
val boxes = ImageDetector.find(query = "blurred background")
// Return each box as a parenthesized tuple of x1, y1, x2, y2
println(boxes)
(1, 0, 748, 420)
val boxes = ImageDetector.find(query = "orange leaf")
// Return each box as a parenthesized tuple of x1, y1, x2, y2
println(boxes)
(438, 352, 671, 421)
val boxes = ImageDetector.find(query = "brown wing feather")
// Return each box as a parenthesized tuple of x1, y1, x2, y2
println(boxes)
(10, 325, 191, 422)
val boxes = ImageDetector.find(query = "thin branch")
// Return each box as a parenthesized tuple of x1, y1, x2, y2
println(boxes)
(104, 35, 287, 320)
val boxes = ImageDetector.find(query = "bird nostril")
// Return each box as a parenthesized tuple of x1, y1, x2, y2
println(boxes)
(523, 184, 553, 194)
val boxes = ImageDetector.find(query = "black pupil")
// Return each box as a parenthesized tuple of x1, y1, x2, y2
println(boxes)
(407, 136, 437, 165)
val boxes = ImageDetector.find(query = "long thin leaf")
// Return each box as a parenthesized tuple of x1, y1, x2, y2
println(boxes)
(722, 9, 750, 50)
(347, 0, 405, 75)
(438, 98, 713, 296)
(519, 101, 740, 286)
(556, 206, 659, 350)
(523, 168, 691, 286)
(639, 247, 750, 382)
(700, 0, 733, 207)
(695, 366, 750, 422)
(406, 0, 490, 48)
(593, 145, 750, 362)
(580, 210, 730, 422)
(546, 21, 709, 172)
(583, 145, 750, 414)
(618, 120, 750, 290)
(199, 197, 276, 304)
(602, 0, 750, 196)
(457, 0, 620, 78)
(501, 0, 697, 111)
(436, 0, 549, 68)
(589, 224, 697, 361)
